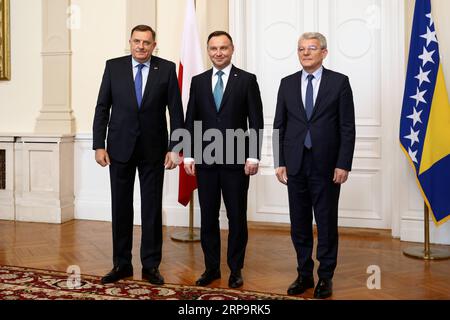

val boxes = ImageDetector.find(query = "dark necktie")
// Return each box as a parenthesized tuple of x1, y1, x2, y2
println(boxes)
(135, 64, 145, 109)
(304, 74, 314, 149)
(213, 70, 224, 111)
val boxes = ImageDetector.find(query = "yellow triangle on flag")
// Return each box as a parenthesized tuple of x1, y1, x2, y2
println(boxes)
(419, 65, 450, 175)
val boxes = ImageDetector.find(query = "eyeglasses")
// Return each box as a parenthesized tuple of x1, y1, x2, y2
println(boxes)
(297, 45, 322, 53)
(132, 39, 153, 47)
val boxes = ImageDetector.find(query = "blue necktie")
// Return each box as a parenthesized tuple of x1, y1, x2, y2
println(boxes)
(213, 70, 224, 111)
(304, 74, 314, 149)
(135, 64, 145, 109)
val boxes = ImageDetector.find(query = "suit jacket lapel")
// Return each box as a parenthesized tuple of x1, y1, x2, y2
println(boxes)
(311, 67, 329, 119)
(141, 57, 159, 109)
(123, 56, 140, 111)
(219, 65, 238, 112)
(205, 69, 216, 110)
(296, 70, 307, 120)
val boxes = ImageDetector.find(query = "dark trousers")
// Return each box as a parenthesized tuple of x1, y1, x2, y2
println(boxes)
(109, 139, 164, 270)
(196, 166, 250, 272)
(287, 148, 340, 279)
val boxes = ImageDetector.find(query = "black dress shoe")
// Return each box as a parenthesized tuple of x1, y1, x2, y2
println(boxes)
(142, 267, 165, 285)
(287, 275, 314, 295)
(101, 266, 133, 284)
(314, 278, 333, 299)
(228, 270, 243, 288)
(195, 269, 221, 286)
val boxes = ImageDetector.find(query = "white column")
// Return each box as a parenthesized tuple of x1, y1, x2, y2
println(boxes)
(35, 0, 75, 134)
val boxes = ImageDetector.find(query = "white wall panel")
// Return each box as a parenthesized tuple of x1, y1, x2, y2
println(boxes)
(69, 0, 450, 245)
(230, 0, 407, 232)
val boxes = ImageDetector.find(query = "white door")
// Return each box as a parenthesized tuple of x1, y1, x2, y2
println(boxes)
(230, 0, 406, 230)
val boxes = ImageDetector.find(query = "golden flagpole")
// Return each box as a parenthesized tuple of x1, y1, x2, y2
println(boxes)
(170, 0, 200, 243)
(403, 202, 450, 260)
(171, 193, 200, 242)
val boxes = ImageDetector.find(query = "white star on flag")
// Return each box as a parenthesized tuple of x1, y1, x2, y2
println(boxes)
(407, 107, 423, 127)
(426, 13, 434, 26)
(410, 87, 427, 107)
(404, 127, 420, 147)
(408, 148, 418, 164)
(415, 67, 431, 87)
(418, 46, 435, 67)
(420, 26, 438, 47)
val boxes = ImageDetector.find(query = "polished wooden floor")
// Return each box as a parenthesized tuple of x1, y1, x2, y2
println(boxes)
(1, 219, 449, 300)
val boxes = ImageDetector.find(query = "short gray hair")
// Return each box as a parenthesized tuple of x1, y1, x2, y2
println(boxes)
(299, 32, 327, 49)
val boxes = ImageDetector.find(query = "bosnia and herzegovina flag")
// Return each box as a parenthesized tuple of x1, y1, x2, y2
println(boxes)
(400, 0, 450, 226)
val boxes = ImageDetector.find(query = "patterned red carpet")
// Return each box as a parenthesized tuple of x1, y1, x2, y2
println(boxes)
(0, 265, 303, 300)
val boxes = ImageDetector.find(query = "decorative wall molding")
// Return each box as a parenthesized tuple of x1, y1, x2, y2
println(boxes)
(0, 134, 75, 224)
(14, 0, 444, 244)
(225, 0, 450, 244)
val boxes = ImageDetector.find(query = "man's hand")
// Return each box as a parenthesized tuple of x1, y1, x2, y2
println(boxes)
(95, 149, 110, 167)
(245, 161, 259, 176)
(333, 168, 349, 184)
(164, 152, 179, 170)
(275, 166, 288, 185)
(184, 162, 196, 176)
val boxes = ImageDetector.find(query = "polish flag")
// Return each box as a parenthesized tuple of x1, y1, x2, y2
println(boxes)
(177, 0, 204, 206)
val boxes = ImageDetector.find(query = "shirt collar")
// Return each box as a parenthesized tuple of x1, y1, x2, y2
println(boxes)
(213, 64, 232, 77)
(132, 57, 151, 68)
(302, 66, 323, 82)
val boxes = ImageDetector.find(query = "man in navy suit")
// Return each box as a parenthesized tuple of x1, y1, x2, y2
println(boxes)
(93, 25, 184, 285)
(273, 32, 355, 298)
(184, 31, 264, 289)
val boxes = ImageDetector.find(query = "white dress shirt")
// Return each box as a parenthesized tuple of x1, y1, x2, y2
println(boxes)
(301, 66, 323, 108)
(212, 64, 232, 93)
(184, 63, 259, 165)
(132, 57, 151, 97)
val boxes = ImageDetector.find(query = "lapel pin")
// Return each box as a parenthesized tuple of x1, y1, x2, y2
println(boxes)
(154, 66, 159, 70)
(234, 73, 238, 77)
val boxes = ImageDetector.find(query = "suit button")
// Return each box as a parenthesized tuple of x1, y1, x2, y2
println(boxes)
(217, 117, 221, 123)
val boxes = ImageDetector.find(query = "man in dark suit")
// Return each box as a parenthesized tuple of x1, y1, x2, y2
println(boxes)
(93, 25, 184, 285)
(273, 32, 355, 299)
(184, 31, 264, 289)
